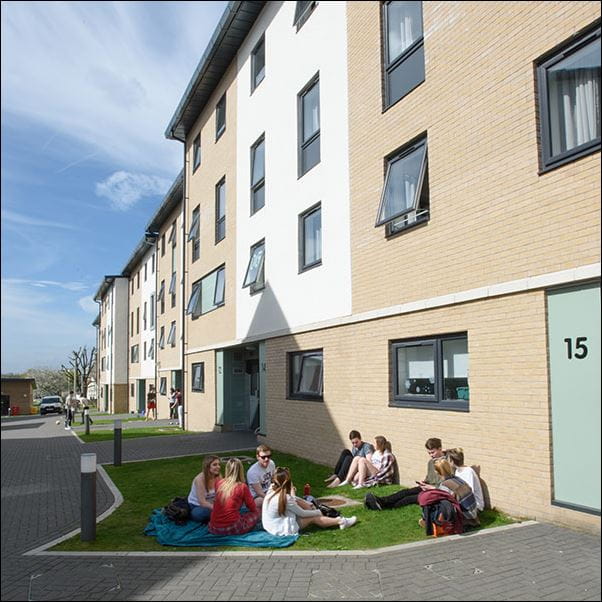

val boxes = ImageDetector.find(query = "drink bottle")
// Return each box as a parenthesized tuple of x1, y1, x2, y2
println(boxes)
(303, 483, 311, 496)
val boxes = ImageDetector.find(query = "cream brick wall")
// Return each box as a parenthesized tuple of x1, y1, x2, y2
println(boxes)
(186, 351, 217, 432)
(263, 290, 599, 532)
(347, 1, 601, 314)
(185, 63, 237, 351)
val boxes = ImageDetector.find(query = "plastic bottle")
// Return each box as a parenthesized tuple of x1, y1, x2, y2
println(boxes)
(304, 483, 311, 496)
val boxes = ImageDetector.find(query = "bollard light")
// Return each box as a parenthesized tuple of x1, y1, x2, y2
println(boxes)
(113, 419, 122, 467)
(80, 453, 97, 542)
(84, 408, 90, 435)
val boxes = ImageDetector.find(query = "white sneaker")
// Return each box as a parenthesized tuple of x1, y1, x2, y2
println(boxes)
(339, 516, 357, 530)
(352, 483, 364, 490)
(336, 480, 349, 487)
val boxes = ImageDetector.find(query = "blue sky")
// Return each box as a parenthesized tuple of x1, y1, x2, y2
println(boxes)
(1, 1, 227, 373)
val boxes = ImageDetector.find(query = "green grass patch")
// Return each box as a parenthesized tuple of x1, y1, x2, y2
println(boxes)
(73, 417, 145, 427)
(76, 426, 184, 443)
(52, 449, 515, 552)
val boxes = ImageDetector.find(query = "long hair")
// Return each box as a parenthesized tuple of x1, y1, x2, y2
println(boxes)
(434, 458, 454, 479)
(271, 467, 293, 516)
(202, 455, 220, 490)
(217, 458, 245, 502)
(374, 436, 392, 453)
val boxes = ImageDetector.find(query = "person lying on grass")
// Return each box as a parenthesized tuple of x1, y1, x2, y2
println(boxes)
(262, 466, 357, 536)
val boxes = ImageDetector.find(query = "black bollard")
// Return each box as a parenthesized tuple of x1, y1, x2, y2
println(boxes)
(80, 453, 97, 541)
(113, 419, 122, 466)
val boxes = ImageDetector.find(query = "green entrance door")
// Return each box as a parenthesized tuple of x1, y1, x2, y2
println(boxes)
(547, 283, 600, 514)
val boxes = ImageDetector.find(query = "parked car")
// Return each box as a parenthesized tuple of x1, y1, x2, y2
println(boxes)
(39, 396, 63, 416)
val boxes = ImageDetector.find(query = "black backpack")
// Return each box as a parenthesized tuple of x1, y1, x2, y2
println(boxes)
(304, 495, 341, 518)
(163, 497, 191, 525)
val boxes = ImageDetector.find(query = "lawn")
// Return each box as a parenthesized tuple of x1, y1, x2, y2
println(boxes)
(52, 449, 515, 552)
(72, 416, 145, 427)
(76, 426, 184, 443)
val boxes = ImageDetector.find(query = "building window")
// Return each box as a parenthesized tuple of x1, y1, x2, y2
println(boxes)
(143, 341, 147, 360)
(251, 35, 265, 92)
(288, 350, 323, 400)
(151, 253, 155, 274)
(130, 383, 135, 397)
(136, 307, 139, 334)
(186, 265, 225, 317)
(536, 23, 601, 172)
(159, 326, 165, 349)
(144, 262, 147, 282)
(143, 302, 147, 330)
(131, 279, 134, 294)
(191, 362, 205, 392)
(250, 135, 265, 214)
(159, 377, 167, 395)
(148, 338, 154, 360)
(169, 271, 177, 308)
(130, 344, 139, 364)
(158, 280, 165, 314)
(298, 74, 320, 177)
(150, 294, 155, 328)
(188, 205, 201, 262)
(299, 203, 322, 272)
(167, 321, 176, 347)
(376, 135, 429, 234)
(243, 240, 265, 293)
(293, 0, 317, 31)
(216, 93, 226, 140)
(130, 311, 134, 337)
(391, 334, 469, 411)
(136, 271, 140, 289)
(382, 1, 425, 109)
(161, 233, 166, 256)
(215, 177, 226, 243)
(192, 134, 201, 172)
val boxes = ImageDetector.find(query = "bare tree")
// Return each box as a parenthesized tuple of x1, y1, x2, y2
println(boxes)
(61, 346, 96, 394)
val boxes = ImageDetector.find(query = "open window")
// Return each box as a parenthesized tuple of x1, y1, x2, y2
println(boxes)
(192, 134, 201, 171)
(288, 350, 323, 400)
(294, 1, 317, 31)
(186, 266, 225, 317)
(166, 321, 176, 347)
(376, 136, 429, 234)
(251, 35, 265, 92)
(243, 240, 265, 293)
(188, 206, 200, 262)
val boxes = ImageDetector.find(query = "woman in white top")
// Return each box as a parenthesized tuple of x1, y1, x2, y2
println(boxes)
(188, 455, 221, 523)
(262, 467, 357, 536)
(445, 447, 485, 511)
(338, 436, 393, 489)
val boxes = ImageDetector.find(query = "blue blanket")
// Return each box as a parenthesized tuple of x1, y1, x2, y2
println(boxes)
(144, 509, 299, 548)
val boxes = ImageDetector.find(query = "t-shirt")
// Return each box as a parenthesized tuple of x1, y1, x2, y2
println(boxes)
(455, 466, 484, 511)
(351, 442, 374, 458)
(209, 481, 256, 530)
(246, 460, 276, 498)
(262, 489, 321, 536)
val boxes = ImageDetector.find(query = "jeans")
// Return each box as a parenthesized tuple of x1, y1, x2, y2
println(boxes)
(333, 450, 353, 481)
(189, 504, 211, 523)
(377, 486, 422, 508)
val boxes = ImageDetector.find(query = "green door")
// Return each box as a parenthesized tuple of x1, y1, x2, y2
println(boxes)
(547, 283, 600, 513)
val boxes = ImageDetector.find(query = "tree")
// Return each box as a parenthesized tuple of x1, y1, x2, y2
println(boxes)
(24, 368, 70, 397)
(60, 346, 96, 394)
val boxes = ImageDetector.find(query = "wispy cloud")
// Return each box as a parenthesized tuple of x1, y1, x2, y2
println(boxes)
(2, 209, 79, 230)
(95, 171, 171, 211)
(56, 152, 98, 174)
(78, 295, 98, 314)
(3, 278, 88, 292)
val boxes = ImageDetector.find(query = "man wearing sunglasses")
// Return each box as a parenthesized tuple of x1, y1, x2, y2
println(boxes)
(246, 444, 276, 508)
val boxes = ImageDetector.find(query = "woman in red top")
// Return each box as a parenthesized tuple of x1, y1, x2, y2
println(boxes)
(208, 458, 259, 535)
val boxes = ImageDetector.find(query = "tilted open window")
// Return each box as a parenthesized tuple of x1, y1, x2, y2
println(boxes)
(243, 240, 265, 293)
(186, 266, 225, 317)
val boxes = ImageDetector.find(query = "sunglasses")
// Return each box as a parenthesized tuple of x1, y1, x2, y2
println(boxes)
(259, 454, 272, 460)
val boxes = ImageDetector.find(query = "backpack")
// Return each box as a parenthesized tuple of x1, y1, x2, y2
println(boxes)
(304, 495, 341, 518)
(163, 497, 190, 525)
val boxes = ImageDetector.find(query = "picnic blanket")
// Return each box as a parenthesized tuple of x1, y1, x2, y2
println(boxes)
(144, 509, 299, 548)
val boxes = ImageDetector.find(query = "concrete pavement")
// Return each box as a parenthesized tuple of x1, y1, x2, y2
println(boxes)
(1, 414, 600, 601)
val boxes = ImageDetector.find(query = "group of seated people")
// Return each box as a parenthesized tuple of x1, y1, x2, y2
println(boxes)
(187, 444, 357, 538)
(186, 434, 484, 539)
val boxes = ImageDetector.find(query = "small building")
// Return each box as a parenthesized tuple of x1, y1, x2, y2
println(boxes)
(1, 377, 36, 416)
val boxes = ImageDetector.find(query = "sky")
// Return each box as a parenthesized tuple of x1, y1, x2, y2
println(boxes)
(1, 0, 227, 374)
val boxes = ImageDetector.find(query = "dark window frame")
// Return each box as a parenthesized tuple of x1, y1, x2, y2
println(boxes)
(390, 333, 469, 412)
(186, 265, 226, 318)
(188, 205, 201, 262)
(299, 202, 322, 273)
(159, 377, 167, 395)
(192, 134, 201, 172)
(215, 93, 226, 141)
(297, 73, 321, 177)
(251, 35, 265, 92)
(536, 22, 601, 173)
(215, 177, 226, 244)
(250, 134, 265, 214)
(293, 1, 317, 31)
(382, 0, 425, 110)
(243, 239, 265, 294)
(288, 349, 324, 401)
(191, 362, 205, 392)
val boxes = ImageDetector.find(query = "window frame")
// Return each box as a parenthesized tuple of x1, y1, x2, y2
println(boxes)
(390, 333, 469, 412)
(293, 0, 317, 31)
(188, 205, 201, 262)
(130, 344, 139, 364)
(297, 73, 321, 177)
(250, 134, 265, 214)
(215, 92, 226, 140)
(186, 265, 226, 318)
(288, 349, 324, 401)
(382, 0, 425, 110)
(159, 377, 167, 395)
(192, 134, 201, 172)
(243, 239, 265, 294)
(191, 362, 205, 392)
(215, 177, 226, 244)
(251, 35, 265, 92)
(167, 321, 176, 347)
(536, 22, 601, 173)
(159, 326, 165, 349)
(299, 202, 322, 273)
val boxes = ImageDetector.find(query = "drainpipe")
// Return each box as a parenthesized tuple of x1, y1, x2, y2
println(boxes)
(181, 143, 188, 431)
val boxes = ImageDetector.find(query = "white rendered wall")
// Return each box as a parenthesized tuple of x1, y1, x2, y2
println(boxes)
(235, 1, 352, 340)
(112, 278, 129, 384)
(139, 247, 157, 379)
